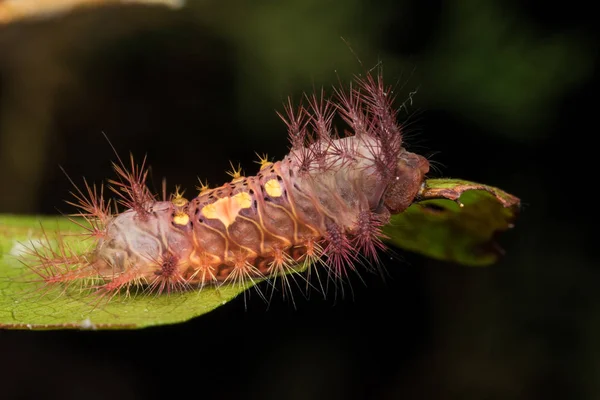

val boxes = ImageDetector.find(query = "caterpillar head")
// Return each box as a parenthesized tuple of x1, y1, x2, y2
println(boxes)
(383, 149, 430, 214)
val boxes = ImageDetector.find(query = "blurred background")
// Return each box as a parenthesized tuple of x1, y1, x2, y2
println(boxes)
(0, 0, 597, 399)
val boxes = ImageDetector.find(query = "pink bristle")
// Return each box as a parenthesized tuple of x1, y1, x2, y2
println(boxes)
(333, 81, 369, 137)
(353, 209, 388, 266)
(322, 220, 357, 283)
(277, 96, 309, 150)
(355, 73, 404, 178)
(63, 175, 112, 223)
(305, 88, 336, 141)
(59, 167, 112, 239)
(147, 252, 189, 295)
(109, 153, 155, 216)
(305, 89, 337, 172)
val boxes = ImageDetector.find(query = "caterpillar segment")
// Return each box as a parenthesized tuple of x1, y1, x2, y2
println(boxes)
(26, 71, 431, 298)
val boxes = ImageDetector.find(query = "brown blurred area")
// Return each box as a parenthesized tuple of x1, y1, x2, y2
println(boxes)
(0, 0, 189, 213)
(0, 1, 598, 399)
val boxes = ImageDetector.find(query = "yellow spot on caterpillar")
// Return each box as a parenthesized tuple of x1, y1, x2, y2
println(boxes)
(226, 161, 244, 182)
(255, 153, 273, 170)
(201, 192, 252, 227)
(171, 186, 188, 207)
(265, 179, 282, 197)
(201, 203, 218, 219)
(173, 212, 189, 225)
(234, 192, 252, 208)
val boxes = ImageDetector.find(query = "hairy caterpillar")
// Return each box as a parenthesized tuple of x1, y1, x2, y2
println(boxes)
(25, 70, 430, 302)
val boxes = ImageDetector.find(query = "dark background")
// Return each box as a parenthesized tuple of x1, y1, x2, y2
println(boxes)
(0, 1, 597, 399)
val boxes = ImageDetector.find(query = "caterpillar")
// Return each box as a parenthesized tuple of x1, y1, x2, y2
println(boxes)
(24, 70, 430, 302)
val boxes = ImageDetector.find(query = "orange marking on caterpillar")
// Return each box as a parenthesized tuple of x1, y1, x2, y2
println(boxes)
(264, 179, 283, 197)
(201, 192, 252, 228)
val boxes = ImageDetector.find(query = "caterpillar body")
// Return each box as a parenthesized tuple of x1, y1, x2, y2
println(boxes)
(27, 71, 430, 300)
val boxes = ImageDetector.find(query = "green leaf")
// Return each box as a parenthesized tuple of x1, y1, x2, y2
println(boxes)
(0, 178, 519, 330)
(384, 179, 520, 266)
